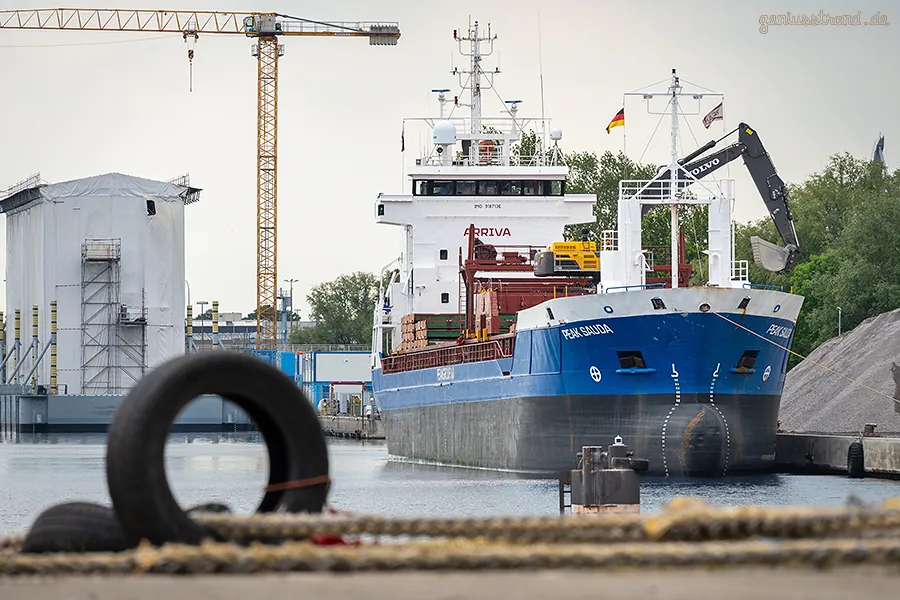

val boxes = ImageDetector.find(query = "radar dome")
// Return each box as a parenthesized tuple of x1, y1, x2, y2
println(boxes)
(433, 120, 457, 145)
(549, 128, 563, 141)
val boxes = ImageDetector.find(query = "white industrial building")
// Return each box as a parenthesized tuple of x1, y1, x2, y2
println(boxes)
(1, 172, 200, 395)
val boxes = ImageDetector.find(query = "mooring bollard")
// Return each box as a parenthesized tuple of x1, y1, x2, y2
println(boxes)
(569, 436, 648, 515)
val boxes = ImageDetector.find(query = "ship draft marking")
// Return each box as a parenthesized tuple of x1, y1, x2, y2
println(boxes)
(708, 362, 731, 474)
(661, 363, 681, 477)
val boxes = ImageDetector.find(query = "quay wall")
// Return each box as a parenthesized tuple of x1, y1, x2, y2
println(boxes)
(775, 432, 900, 478)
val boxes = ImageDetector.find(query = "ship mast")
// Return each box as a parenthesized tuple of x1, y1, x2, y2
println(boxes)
(624, 69, 725, 290)
(452, 19, 498, 141)
(669, 69, 680, 289)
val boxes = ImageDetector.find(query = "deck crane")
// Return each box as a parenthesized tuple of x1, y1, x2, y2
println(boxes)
(0, 8, 401, 349)
(647, 122, 801, 272)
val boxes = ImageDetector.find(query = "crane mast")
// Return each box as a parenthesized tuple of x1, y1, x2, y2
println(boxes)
(0, 8, 401, 350)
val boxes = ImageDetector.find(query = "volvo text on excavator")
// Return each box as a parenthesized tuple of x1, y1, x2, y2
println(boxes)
(648, 122, 801, 272)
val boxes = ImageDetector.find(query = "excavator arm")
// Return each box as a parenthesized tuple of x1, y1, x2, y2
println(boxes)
(648, 123, 801, 272)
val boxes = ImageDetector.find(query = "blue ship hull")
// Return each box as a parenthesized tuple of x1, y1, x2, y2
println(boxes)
(373, 289, 802, 476)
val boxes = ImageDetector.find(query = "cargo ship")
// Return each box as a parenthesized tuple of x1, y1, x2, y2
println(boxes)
(370, 19, 804, 476)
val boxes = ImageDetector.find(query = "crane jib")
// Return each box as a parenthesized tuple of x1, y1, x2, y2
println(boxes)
(1, 6, 400, 349)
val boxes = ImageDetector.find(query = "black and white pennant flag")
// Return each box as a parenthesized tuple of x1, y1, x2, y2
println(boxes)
(702, 102, 724, 129)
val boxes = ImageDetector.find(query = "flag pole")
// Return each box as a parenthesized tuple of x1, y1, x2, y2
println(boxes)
(622, 96, 627, 166)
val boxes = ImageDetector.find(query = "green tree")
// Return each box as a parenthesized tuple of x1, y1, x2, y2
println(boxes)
(288, 271, 380, 345)
(562, 149, 659, 240)
(729, 152, 900, 368)
(244, 305, 298, 321)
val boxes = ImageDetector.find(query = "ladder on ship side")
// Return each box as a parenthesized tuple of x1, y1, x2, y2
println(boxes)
(458, 276, 467, 336)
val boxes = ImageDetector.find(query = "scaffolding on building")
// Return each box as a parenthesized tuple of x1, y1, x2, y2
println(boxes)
(80, 238, 147, 394)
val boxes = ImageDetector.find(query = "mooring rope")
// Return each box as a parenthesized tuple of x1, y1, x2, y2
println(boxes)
(2, 536, 900, 575)
(1, 498, 900, 575)
(188, 499, 900, 544)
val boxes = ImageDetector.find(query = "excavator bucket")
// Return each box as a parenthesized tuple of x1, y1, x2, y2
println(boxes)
(750, 236, 792, 272)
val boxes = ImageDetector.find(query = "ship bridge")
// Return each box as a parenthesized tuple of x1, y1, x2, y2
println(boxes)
(372, 21, 595, 356)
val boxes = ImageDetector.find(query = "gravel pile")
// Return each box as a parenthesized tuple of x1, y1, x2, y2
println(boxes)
(779, 308, 900, 434)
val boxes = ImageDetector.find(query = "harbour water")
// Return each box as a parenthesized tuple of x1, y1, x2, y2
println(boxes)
(1, 433, 899, 536)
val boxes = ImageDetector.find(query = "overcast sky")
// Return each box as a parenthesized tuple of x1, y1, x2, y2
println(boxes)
(0, 0, 896, 317)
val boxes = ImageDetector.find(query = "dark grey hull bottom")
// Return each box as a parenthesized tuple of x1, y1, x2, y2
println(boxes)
(381, 394, 781, 477)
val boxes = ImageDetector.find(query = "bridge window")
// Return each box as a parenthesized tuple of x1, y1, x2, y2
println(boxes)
(411, 179, 566, 197)
(430, 181, 453, 195)
(456, 180, 476, 195)
(441, 293, 450, 304)
(439, 249, 448, 260)
(500, 181, 522, 195)
(543, 180, 564, 195)
(477, 180, 499, 195)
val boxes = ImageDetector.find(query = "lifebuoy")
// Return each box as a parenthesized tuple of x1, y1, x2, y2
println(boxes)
(479, 140, 494, 164)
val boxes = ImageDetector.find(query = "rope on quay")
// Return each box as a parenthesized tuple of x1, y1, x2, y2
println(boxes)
(1, 352, 898, 576)
(187, 499, 900, 544)
(2, 535, 900, 575)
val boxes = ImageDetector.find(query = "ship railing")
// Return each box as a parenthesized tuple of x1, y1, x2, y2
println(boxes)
(603, 283, 665, 294)
(731, 259, 749, 282)
(416, 148, 565, 168)
(406, 116, 553, 140)
(466, 243, 546, 265)
(600, 230, 618, 251)
(742, 282, 783, 292)
(618, 177, 730, 205)
(381, 337, 514, 375)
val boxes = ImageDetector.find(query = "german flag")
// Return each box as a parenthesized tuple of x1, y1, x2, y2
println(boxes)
(606, 108, 624, 134)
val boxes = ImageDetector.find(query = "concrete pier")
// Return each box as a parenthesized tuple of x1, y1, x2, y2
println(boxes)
(1, 568, 898, 599)
(0, 390, 384, 438)
(775, 432, 900, 477)
(319, 414, 385, 439)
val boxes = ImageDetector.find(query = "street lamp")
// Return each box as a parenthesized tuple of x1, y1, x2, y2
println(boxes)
(284, 278, 298, 339)
(197, 300, 208, 347)
(837, 306, 842, 337)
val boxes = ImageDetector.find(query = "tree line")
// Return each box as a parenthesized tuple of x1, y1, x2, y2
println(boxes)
(286, 131, 898, 368)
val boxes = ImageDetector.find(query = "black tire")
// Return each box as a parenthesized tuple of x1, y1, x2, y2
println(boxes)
(847, 440, 865, 478)
(21, 501, 134, 554)
(106, 351, 329, 547)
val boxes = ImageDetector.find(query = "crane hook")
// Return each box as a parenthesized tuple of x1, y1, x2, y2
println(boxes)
(183, 30, 199, 92)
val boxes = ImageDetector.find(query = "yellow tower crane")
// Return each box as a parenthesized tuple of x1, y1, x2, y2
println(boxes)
(0, 8, 401, 350)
